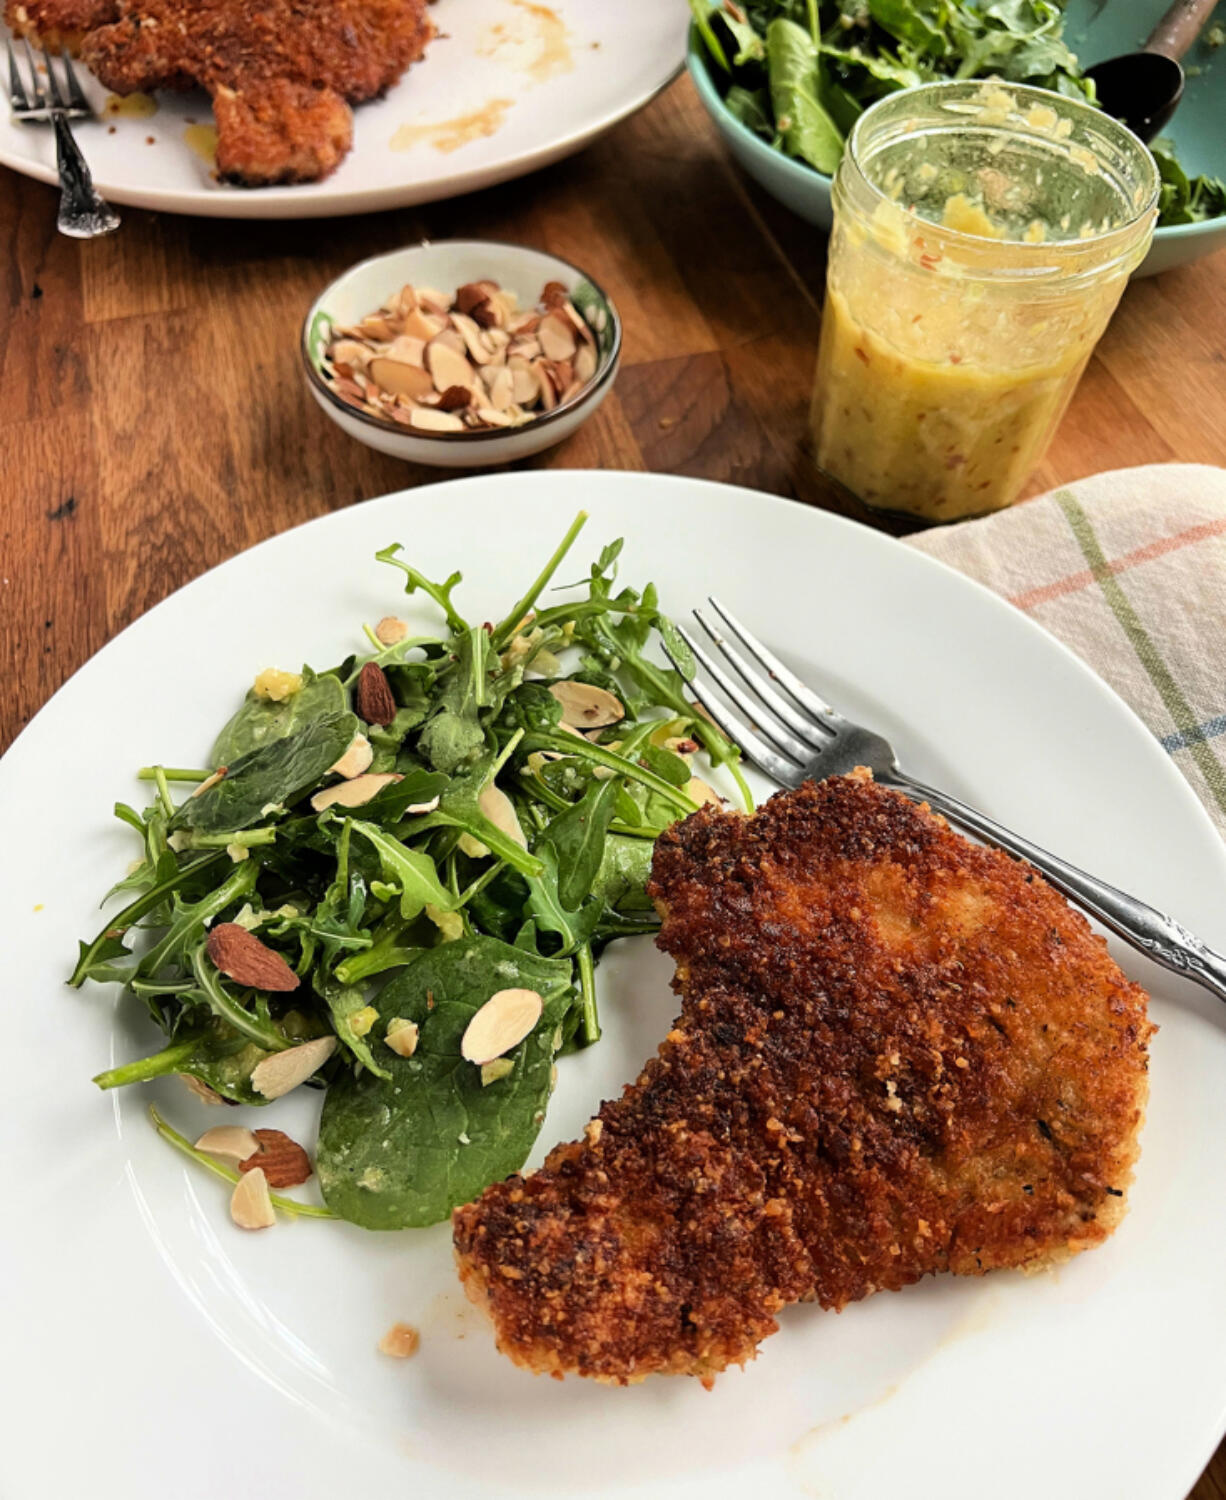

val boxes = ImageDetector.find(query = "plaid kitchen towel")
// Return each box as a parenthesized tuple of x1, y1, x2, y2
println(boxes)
(906, 463, 1226, 837)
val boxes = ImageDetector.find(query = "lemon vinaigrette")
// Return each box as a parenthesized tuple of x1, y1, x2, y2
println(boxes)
(811, 81, 1158, 524)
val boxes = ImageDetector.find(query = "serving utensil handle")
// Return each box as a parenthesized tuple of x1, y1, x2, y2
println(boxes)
(1147, 0, 1219, 61)
(887, 772, 1226, 1005)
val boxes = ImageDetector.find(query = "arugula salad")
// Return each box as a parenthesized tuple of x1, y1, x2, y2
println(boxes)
(72, 515, 750, 1230)
(690, 0, 1226, 227)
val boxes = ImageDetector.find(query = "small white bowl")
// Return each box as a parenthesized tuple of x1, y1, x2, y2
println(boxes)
(301, 240, 621, 468)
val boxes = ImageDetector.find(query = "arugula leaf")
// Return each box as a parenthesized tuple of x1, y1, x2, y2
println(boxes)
(316, 936, 573, 1228)
(350, 821, 457, 921)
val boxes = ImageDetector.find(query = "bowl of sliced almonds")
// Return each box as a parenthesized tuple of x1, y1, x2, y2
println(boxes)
(302, 240, 621, 468)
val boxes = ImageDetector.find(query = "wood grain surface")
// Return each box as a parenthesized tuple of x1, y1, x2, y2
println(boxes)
(2, 71, 1225, 1495)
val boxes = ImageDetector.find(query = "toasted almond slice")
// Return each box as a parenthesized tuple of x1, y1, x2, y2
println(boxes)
(549, 680, 625, 729)
(181, 1073, 225, 1106)
(230, 1166, 276, 1230)
(511, 335, 542, 361)
(384, 1017, 420, 1058)
(543, 358, 572, 397)
(561, 299, 590, 337)
(507, 311, 540, 335)
(574, 342, 598, 384)
(409, 405, 466, 433)
(384, 333, 426, 368)
(426, 338, 475, 395)
(481, 1057, 515, 1086)
(329, 338, 371, 369)
(415, 286, 449, 315)
(195, 1125, 260, 1164)
(250, 1036, 337, 1101)
(402, 307, 446, 342)
(328, 733, 373, 780)
(460, 987, 544, 1065)
(686, 776, 722, 807)
(360, 314, 395, 341)
(533, 360, 557, 410)
(393, 283, 418, 317)
(478, 783, 527, 848)
(368, 356, 434, 402)
(539, 312, 578, 362)
(507, 356, 540, 406)
(406, 794, 441, 814)
(473, 406, 514, 428)
(375, 616, 409, 646)
(311, 771, 402, 811)
(486, 365, 515, 411)
(484, 327, 511, 352)
(451, 311, 494, 366)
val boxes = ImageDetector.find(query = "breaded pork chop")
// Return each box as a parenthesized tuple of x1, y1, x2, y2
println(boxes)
(453, 773, 1154, 1385)
(6, 0, 433, 184)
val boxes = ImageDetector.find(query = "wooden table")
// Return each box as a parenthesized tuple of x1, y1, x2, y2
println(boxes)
(3, 72, 1226, 1495)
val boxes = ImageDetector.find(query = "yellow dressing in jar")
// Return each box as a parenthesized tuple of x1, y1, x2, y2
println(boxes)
(811, 81, 1158, 524)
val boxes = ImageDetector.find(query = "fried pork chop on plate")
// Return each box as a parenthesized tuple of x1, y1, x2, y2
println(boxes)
(453, 772, 1154, 1385)
(5, 0, 433, 184)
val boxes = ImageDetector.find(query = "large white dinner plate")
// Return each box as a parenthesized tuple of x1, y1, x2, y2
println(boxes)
(0, 0, 685, 218)
(3, 471, 1226, 1500)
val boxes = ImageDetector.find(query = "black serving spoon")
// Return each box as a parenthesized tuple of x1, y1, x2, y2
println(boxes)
(1084, 0, 1219, 141)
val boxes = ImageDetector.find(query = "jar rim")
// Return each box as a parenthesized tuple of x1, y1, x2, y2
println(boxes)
(844, 79, 1160, 264)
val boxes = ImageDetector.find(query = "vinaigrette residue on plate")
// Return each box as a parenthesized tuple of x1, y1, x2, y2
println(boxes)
(390, 99, 513, 154)
(104, 91, 157, 119)
(478, 0, 573, 85)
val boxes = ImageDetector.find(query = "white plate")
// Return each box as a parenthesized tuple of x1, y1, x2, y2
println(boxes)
(0, 0, 686, 218)
(3, 472, 1226, 1500)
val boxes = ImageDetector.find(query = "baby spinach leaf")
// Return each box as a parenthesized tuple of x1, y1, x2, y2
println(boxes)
(173, 713, 359, 833)
(316, 936, 574, 1228)
(768, 18, 844, 173)
(210, 670, 347, 768)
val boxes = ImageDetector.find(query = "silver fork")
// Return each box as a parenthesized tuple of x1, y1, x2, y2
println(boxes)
(6, 37, 120, 238)
(666, 597, 1226, 1005)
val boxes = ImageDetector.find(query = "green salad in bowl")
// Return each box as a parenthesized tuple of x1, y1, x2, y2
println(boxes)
(688, 0, 1226, 274)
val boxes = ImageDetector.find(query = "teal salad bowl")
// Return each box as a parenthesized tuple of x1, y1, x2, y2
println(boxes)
(688, 0, 1226, 277)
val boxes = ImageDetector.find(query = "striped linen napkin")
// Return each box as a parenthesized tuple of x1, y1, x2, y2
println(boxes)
(906, 463, 1226, 836)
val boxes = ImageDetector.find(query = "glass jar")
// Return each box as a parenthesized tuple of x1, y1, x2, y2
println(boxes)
(810, 80, 1158, 525)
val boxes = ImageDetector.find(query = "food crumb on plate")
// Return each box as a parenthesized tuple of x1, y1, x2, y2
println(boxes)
(379, 1322, 420, 1359)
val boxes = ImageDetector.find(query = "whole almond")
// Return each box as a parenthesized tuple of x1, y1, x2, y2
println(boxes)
(206, 923, 300, 992)
(238, 1128, 313, 1189)
(355, 661, 396, 726)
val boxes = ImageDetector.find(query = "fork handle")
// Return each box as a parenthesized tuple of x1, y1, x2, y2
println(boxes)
(50, 112, 120, 239)
(887, 772, 1226, 1003)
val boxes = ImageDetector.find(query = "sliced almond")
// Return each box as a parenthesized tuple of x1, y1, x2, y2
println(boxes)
(311, 771, 402, 811)
(250, 1035, 337, 1101)
(375, 616, 409, 646)
(330, 338, 371, 370)
(487, 365, 514, 411)
(484, 327, 512, 353)
(384, 333, 425, 367)
(539, 312, 578, 362)
(181, 1074, 224, 1106)
(478, 783, 527, 848)
(385, 1017, 420, 1058)
(426, 338, 475, 395)
(574, 342, 598, 384)
(406, 794, 441, 814)
(686, 776, 722, 807)
(460, 988, 544, 1065)
(328, 734, 373, 780)
(549, 681, 624, 729)
(511, 335, 542, 361)
(533, 360, 557, 410)
(508, 311, 540, 335)
(368, 356, 434, 402)
(402, 307, 446, 342)
(230, 1166, 276, 1230)
(451, 311, 494, 366)
(392, 283, 418, 318)
(437, 384, 472, 412)
(359, 314, 395, 341)
(416, 286, 450, 315)
(507, 356, 540, 406)
(473, 406, 514, 428)
(195, 1125, 260, 1164)
(481, 1057, 515, 1086)
(409, 405, 466, 433)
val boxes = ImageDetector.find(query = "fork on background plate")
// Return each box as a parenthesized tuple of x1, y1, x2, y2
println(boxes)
(6, 35, 119, 238)
(666, 597, 1226, 1005)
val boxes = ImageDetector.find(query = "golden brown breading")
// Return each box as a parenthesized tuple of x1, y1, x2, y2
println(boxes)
(452, 774, 1154, 1385)
(6, 0, 433, 185)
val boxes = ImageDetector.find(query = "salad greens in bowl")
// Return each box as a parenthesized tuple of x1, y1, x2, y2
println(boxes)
(688, 0, 1226, 276)
(72, 514, 751, 1233)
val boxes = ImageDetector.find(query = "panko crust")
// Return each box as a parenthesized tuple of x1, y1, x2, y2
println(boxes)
(453, 775, 1153, 1384)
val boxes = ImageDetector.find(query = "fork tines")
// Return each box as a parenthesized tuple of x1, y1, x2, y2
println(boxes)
(663, 597, 845, 787)
(7, 37, 93, 119)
